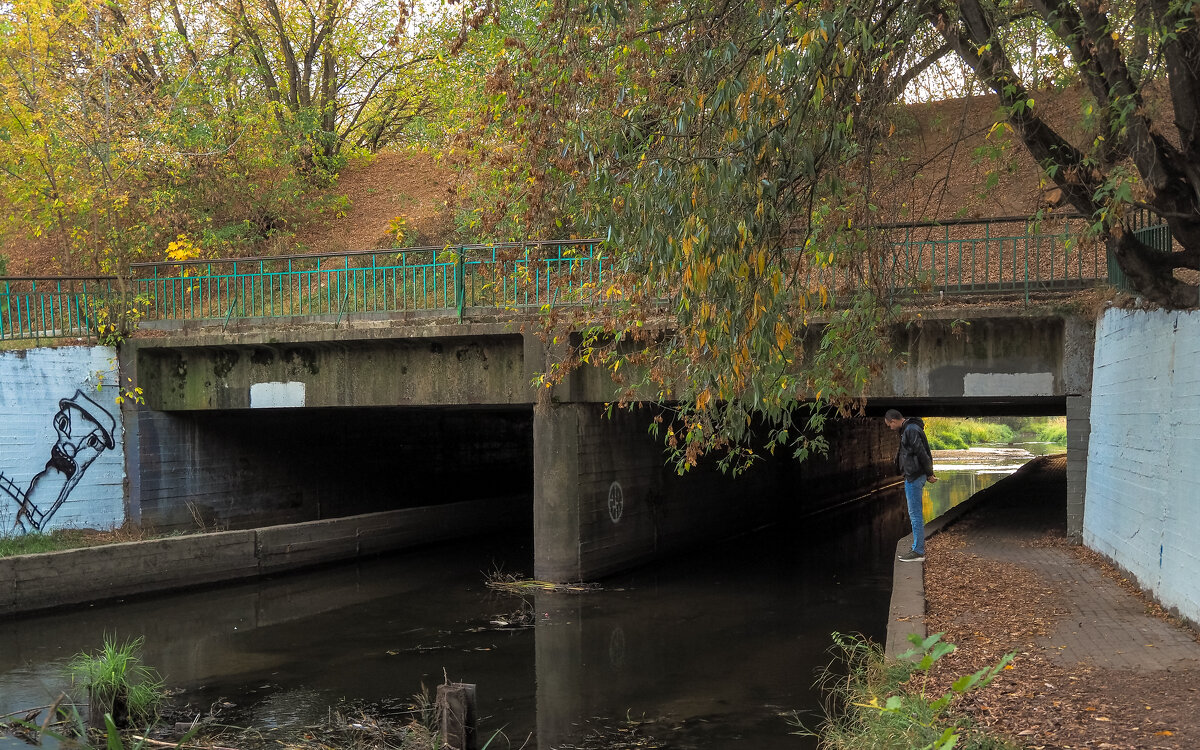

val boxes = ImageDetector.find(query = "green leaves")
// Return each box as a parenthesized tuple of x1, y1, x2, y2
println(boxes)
(811, 632, 1020, 750)
(482, 0, 934, 469)
(880, 632, 1018, 750)
(0, 0, 460, 271)
(899, 631, 957, 670)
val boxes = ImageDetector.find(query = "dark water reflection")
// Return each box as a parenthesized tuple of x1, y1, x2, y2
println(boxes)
(1, 490, 910, 750)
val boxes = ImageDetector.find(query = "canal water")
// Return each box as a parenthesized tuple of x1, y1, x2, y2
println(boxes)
(0, 490, 910, 750)
(0, 444, 1061, 750)
(924, 441, 1066, 522)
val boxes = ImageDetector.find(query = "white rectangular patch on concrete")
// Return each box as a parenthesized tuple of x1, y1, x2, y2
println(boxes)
(250, 381, 306, 408)
(963, 371, 1054, 397)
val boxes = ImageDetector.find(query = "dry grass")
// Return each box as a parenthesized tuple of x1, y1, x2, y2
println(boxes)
(0, 524, 161, 558)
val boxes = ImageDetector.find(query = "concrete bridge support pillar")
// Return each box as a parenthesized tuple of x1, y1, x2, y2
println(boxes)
(533, 404, 898, 582)
(533, 403, 673, 582)
(1066, 395, 1090, 543)
(1063, 315, 1095, 545)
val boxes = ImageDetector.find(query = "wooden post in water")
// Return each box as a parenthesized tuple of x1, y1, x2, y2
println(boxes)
(437, 682, 478, 750)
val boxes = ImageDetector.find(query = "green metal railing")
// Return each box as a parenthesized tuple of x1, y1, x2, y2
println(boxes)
(798, 215, 1109, 306)
(885, 215, 1099, 294)
(1107, 209, 1174, 292)
(0, 277, 123, 342)
(0, 215, 1175, 342)
(127, 239, 610, 324)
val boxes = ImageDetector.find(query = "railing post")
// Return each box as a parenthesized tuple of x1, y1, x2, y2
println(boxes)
(151, 263, 159, 318)
(455, 248, 466, 321)
(1024, 221, 1031, 306)
(984, 220, 991, 289)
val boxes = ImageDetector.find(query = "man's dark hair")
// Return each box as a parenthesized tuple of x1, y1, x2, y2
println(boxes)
(884, 409, 904, 421)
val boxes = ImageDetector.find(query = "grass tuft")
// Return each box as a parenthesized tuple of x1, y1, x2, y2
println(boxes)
(1029, 420, 1067, 444)
(66, 636, 165, 729)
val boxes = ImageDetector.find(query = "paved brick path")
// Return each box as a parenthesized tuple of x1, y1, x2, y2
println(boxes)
(954, 458, 1200, 673)
(915, 456, 1200, 748)
(1024, 546, 1200, 671)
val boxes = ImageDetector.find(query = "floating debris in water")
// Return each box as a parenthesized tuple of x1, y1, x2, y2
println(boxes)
(485, 599, 537, 630)
(390, 644, 452, 654)
(553, 715, 669, 749)
(181, 694, 445, 750)
(485, 571, 601, 595)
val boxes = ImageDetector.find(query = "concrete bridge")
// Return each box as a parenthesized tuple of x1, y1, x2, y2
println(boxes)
(3, 222, 1118, 581)
(121, 304, 1093, 582)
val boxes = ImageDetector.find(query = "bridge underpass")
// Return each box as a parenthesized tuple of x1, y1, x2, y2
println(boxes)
(123, 306, 1092, 581)
(128, 405, 535, 532)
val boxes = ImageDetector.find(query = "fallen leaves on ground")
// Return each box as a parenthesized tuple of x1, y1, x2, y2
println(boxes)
(921, 462, 1200, 749)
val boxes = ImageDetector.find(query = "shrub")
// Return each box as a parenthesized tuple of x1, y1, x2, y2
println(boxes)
(924, 418, 1014, 450)
(1029, 419, 1067, 445)
(799, 632, 1019, 750)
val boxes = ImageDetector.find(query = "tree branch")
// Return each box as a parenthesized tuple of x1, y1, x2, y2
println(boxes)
(924, 0, 1100, 214)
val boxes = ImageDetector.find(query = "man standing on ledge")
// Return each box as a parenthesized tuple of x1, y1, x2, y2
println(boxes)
(885, 409, 938, 562)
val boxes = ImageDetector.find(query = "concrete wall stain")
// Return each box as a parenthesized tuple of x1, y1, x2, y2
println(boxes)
(212, 350, 239, 379)
(135, 333, 530, 409)
(455, 343, 488, 368)
(284, 347, 319, 376)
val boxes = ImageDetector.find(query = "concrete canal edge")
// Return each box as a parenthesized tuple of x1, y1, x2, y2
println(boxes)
(885, 488, 996, 659)
(0, 497, 519, 617)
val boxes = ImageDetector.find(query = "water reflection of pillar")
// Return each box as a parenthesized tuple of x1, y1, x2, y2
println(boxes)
(534, 593, 585, 749)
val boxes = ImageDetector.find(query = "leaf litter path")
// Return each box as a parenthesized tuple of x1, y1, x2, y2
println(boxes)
(922, 455, 1200, 749)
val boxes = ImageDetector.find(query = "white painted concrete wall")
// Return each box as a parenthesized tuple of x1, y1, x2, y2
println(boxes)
(1085, 308, 1200, 624)
(0, 347, 126, 533)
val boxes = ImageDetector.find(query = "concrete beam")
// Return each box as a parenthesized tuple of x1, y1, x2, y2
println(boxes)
(129, 308, 1090, 409)
(877, 316, 1067, 399)
(135, 335, 530, 410)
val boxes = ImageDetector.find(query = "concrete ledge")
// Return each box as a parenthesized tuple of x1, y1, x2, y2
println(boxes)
(1, 498, 521, 618)
(884, 487, 996, 659)
(0, 563, 15, 612)
(256, 498, 514, 573)
(885, 536, 925, 658)
(3, 531, 259, 615)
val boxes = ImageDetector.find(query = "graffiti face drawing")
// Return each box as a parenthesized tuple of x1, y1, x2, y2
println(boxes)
(1, 389, 115, 533)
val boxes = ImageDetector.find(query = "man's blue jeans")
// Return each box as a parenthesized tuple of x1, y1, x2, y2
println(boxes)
(904, 476, 928, 554)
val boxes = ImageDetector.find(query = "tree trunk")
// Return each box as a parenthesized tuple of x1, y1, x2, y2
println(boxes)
(1110, 231, 1199, 308)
